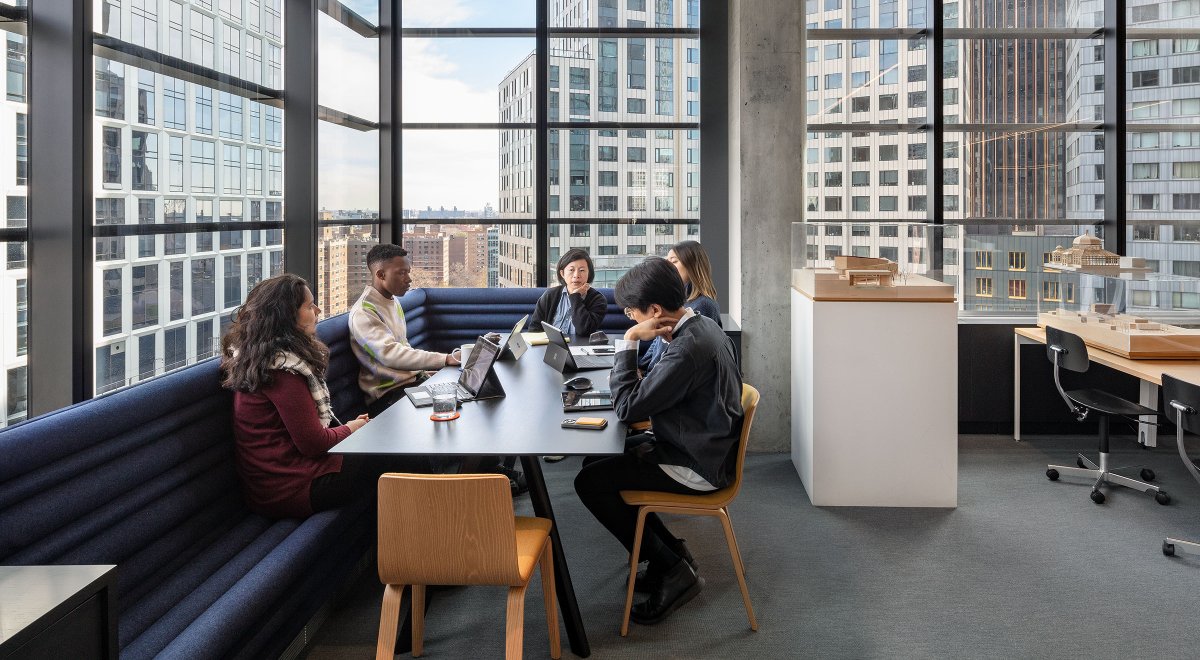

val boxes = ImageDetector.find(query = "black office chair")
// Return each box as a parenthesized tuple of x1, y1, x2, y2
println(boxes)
(1162, 374, 1200, 556)
(1043, 326, 1170, 505)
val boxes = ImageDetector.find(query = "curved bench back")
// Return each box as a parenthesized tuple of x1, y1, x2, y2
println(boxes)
(396, 287, 634, 352)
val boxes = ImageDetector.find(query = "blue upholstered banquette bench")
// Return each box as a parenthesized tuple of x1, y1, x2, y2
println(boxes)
(0, 287, 629, 659)
(399, 286, 633, 352)
(0, 315, 371, 660)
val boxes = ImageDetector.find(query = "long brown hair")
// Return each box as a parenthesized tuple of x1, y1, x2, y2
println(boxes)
(671, 240, 718, 302)
(221, 274, 330, 392)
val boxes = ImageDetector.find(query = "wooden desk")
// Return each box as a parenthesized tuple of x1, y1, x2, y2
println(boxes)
(0, 565, 117, 660)
(331, 344, 624, 658)
(1014, 327, 1200, 447)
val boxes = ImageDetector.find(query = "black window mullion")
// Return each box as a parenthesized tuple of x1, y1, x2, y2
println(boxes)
(1103, 0, 1127, 255)
(284, 0, 319, 285)
(536, 0, 549, 287)
(381, 0, 400, 244)
(926, 5, 945, 275)
(28, 0, 94, 411)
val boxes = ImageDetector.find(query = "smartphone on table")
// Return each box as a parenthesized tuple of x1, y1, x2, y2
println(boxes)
(562, 417, 608, 430)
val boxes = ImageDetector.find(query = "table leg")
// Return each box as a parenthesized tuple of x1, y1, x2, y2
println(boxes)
(1014, 334, 1023, 442)
(1139, 380, 1159, 448)
(521, 455, 590, 658)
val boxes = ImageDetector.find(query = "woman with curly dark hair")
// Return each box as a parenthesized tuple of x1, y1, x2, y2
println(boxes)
(222, 274, 376, 518)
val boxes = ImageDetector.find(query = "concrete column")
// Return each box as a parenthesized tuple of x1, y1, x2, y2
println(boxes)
(728, 0, 804, 451)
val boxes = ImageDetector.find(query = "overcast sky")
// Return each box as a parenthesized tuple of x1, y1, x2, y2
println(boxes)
(317, 0, 535, 212)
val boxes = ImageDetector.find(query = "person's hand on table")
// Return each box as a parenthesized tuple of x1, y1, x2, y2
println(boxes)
(347, 414, 370, 433)
(624, 317, 674, 343)
(445, 349, 461, 366)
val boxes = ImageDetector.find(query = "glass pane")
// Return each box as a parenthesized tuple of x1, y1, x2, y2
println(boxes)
(92, 54, 284, 393)
(404, 129, 516, 219)
(805, 39, 930, 127)
(953, 39, 1102, 125)
(2, 243, 27, 428)
(946, 0, 1102, 28)
(402, 38, 536, 123)
(1129, 0, 1200, 29)
(402, 0, 534, 28)
(338, 0, 379, 26)
(1126, 37, 1200, 124)
(399, 222, 500, 288)
(804, 130, 931, 221)
(319, 8, 379, 121)
(543, 223, 698, 287)
(806, 0, 931, 29)
(544, 0, 698, 29)
(544, 128, 698, 222)
(546, 37, 700, 123)
(317, 224, 380, 316)
(960, 225, 1102, 315)
(945, 130, 1101, 223)
(1126, 129, 1200, 270)
(3, 22, 27, 427)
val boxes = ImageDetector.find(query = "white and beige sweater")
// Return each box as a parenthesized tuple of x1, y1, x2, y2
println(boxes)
(348, 286, 447, 402)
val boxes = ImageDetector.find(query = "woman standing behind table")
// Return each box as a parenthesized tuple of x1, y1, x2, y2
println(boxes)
(223, 274, 425, 518)
(531, 247, 608, 338)
(640, 240, 722, 372)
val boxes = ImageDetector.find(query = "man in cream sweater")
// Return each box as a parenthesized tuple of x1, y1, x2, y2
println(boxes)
(350, 244, 460, 416)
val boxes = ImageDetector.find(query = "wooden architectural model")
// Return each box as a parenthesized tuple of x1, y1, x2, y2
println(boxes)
(833, 255, 899, 287)
(1038, 303, 1200, 359)
(1045, 233, 1152, 277)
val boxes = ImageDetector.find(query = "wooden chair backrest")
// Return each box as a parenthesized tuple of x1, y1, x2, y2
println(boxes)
(720, 383, 760, 503)
(377, 473, 522, 586)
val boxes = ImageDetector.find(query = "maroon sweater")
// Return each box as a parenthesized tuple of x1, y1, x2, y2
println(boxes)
(232, 370, 351, 518)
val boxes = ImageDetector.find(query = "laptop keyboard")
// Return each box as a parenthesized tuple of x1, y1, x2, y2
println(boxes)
(574, 355, 613, 369)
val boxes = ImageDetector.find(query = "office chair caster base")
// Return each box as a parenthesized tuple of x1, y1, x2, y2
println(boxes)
(1141, 468, 1155, 482)
(1046, 461, 1166, 505)
(1163, 537, 1200, 557)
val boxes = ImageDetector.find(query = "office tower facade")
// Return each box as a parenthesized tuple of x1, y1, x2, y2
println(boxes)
(497, 0, 701, 288)
(88, 0, 286, 396)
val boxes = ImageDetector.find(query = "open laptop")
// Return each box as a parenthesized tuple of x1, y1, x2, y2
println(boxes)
(405, 334, 505, 407)
(541, 321, 615, 371)
(499, 315, 530, 361)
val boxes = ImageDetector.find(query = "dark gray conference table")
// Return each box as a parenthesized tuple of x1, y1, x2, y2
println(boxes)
(330, 342, 624, 658)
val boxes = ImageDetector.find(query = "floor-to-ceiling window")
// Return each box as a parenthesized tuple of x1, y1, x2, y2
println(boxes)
(801, 0, 1200, 318)
(1, 0, 28, 427)
(90, 0, 285, 393)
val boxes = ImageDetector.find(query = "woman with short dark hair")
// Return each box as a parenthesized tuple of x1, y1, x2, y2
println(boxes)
(530, 247, 607, 339)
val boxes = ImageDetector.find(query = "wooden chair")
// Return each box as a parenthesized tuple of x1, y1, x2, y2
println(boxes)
(618, 383, 761, 636)
(375, 473, 561, 660)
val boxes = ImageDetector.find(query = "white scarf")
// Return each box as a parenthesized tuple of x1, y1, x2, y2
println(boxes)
(270, 351, 341, 427)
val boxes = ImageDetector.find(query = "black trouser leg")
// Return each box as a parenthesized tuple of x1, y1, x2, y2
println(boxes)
(573, 452, 696, 569)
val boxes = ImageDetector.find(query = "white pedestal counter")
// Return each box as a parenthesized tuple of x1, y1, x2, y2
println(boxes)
(790, 271, 958, 507)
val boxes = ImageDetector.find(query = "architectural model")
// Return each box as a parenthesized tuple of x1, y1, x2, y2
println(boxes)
(1045, 233, 1152, 277)
(1038, 303, 1200, 359)
(833, 256, 899, 287)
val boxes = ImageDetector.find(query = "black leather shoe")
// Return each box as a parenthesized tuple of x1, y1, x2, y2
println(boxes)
(634, 540, 696, 593)
(630, 560, 703, 625)
(489, 465, 529, 496)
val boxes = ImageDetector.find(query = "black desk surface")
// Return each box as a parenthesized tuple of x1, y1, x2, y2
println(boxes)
(331, 344, 625, 458)
(0, 565, 117, 658)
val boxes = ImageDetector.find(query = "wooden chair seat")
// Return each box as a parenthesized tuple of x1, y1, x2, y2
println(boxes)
(621, 487, 734, 509)
(514, 517, 553, 583)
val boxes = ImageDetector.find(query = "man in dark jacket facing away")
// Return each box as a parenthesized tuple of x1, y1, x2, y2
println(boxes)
(574, 256, 744, 626)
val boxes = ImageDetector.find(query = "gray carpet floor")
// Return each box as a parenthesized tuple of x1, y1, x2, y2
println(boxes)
(299, 435, 1200, 659)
